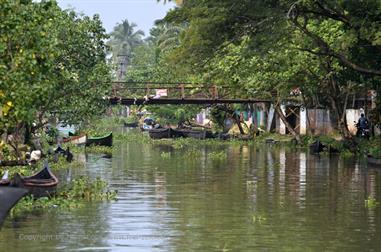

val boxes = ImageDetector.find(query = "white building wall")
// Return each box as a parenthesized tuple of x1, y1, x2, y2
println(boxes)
(300, 108, 307, 135)
(279, 105, 286, 134)
(346, 109, 362, 135)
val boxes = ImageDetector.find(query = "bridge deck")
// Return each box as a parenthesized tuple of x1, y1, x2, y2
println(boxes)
(109, 97, 270, 105)
(109, 82, 271, 105)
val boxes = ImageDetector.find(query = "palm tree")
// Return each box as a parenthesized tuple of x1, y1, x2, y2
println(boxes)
(148, 23, 185, 53)
(108, 19, 145, 80)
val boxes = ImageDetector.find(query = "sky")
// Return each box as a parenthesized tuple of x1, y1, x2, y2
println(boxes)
(57, 0, 176, 37)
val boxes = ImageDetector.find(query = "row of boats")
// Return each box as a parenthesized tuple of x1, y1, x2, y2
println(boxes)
(147, 128, 212, 140)
(124, 120, 252, 141)
(146, 127, 252, 140)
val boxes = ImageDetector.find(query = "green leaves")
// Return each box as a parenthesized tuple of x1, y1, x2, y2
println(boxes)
(0, 0, 111, 132)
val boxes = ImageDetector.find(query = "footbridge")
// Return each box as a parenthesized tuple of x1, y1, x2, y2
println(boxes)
(108, 81, 270, 105)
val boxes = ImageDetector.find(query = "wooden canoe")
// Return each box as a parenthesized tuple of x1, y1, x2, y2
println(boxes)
(11, 164, 59, 198)
(205, 131, 218, 139)
(63, 134, 87, 145)
(0, 180, 10, 186)
(124, 122, 138, 128)
(0, 187, 29, 226)
(171, 129, 207, 139)
(171, 128, 186, 138)
(368, 155, 381, 166)
(179, 130, 206, 140)
(86, 132, 113, 147)
(148, 128, 172, 139)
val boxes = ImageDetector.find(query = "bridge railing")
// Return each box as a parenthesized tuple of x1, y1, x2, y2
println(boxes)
(111, 82, 228, 100)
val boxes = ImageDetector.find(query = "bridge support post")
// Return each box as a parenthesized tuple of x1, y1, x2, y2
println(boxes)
(179, 84, 185, 99)
(146, 84, 150, 97)
(212, 85, 219, 99)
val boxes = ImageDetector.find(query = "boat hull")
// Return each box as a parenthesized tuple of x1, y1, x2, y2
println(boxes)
(368, 155, 381, 167)
(0, 180, 10, 186)
(205, 131, 217, 139)
(12, 166, 59, 198)
(170, 129, 206, 139)
(124, 122, 138, 128)
(63, 134, 87, 145)
(86, 132, 113, 147)
(0, 187, 29, 226)
(171, 129, 185, 138)
(148, 128, 172, 139)
(180, 130, 206, 139)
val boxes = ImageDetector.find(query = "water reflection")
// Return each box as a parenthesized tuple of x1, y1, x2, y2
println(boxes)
(0, 138, 380, 251)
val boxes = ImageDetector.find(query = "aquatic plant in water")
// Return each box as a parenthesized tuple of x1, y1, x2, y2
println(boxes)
(160, 152, 171, 159)
(365, 196, 379, 209)
(369, 147, 381, 158)
(208, 151, 227, 161)
(187, 149, 201, 158)
(252, 214, 267, 224)
(11, 177, 117, 216)
(85, 145, 114, 155)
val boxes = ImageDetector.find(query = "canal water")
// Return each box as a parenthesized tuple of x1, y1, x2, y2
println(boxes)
(0, 133, 380, 251)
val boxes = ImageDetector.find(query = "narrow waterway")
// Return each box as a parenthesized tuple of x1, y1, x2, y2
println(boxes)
(1, 132, 381, 251)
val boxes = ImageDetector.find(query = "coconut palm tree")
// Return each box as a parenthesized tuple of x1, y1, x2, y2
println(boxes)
(108, 19, 145, 80)
(148, 23, 185, 53)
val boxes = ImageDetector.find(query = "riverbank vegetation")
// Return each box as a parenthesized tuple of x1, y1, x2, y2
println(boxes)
(1, 0, 111, 158)
(2, 0, 381, 163)
(1, 0, 381, 222)
(108, 0, 381, 145)
(11, 176, 117, 217)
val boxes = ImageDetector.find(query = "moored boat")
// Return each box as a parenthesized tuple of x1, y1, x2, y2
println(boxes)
(171, 128, 185, 138)
(63, 134, 87, 145)
(170, 129, 207, 139)
(124, 122, 138, 128)
(0, 187, 29, 226)
(181, 130, 206, 140)
(11, 163, 59, 198)
(309, 140, 325, 154)
(0, 171, 10, 186)
(368, 155, 381, 166)
(148, 128, 172, 139)
(205, 131, 218, 139)
(86, 132, 113, 147)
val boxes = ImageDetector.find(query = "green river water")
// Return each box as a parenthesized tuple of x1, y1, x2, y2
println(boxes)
(0, 132, 380, 251)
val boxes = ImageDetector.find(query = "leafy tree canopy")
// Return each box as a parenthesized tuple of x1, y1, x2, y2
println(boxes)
(0, 0, 111, 137)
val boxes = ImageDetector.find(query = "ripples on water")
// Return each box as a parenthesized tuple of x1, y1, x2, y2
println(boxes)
(0, 138, 380, 251)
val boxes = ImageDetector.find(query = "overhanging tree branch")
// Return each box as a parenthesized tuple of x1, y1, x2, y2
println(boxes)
(287, 3, 381, 76)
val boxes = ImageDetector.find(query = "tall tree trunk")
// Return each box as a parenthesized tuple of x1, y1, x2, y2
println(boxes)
(233, 113, 245, 135)
(328, 76, 352, 139)
(275, 103, 301, 144)
(329, 95, 351, 139)
(24, 122, 31, 145)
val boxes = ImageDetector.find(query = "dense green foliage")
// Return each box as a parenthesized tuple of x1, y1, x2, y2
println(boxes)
(0, 0, 111, 146)
(155, 0, 381, 139)
(119, 20, 204, 125)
